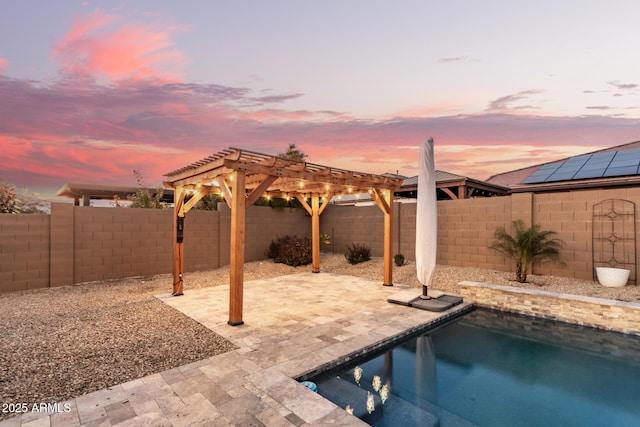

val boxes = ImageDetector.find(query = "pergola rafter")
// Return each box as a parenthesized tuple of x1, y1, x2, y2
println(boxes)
(164, 147, 403, 326)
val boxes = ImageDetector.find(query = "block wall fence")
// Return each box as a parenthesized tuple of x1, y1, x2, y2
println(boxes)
(0, 203, 309, 292)
(2, 187, 640, 292)
(320, 187, 640, 283)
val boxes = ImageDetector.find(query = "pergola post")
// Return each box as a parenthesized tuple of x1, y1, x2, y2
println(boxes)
(311, 194, 321, 273)
(383, 190, 394, 286)
(172, 186, 186, 296)
(229, 170, 246, 326)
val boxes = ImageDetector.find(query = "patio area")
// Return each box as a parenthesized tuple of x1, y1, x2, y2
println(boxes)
(1, 272, 471, 427)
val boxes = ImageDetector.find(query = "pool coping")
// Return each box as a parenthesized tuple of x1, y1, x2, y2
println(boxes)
(459, 280, 640, 336)
(295, 303, 474, 382)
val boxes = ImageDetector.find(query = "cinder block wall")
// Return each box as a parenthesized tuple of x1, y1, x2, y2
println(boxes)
(214, 204, 310, 266)
(397, 202, 416, 259)
(321, 204, 391, 257)
(4, 187, 640, 292)
(0, 213, 50, 291)
(243, 205, 311, 261)
(437, 196, 512, 271)
(183, 209, 221, 272)
(321, 187, 640, 282)
(70, 204, 310, 285)
(0, 203, 311, 292)
(73, 207, 173, 283)
(532, 187, 640, 281)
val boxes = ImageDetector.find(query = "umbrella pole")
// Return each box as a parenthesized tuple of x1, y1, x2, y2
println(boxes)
(419, 284, 431, 299)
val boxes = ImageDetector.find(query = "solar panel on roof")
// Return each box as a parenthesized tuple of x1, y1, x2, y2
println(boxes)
(590, 151, 615, 160)
(541, 161, 564, 169)
(520, 148, 640, 184)
(546, 173, 577, 182)
(521, 171, 558, 184)
(615, 148, 640, 157)
(573, 169, 605, 179)
(609, 157, 640, 167)
(566, 155, 590, 163)
(603, 166, 639, 177)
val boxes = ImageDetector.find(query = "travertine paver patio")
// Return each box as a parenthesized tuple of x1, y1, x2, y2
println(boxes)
(1, 272, 471, 427)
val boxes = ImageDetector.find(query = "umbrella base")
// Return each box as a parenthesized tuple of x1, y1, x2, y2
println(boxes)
(387, 290, 463, 312)
(410, 294, 463, 312)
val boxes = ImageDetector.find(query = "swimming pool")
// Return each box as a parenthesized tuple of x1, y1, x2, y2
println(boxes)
(309, 309, 640, 426)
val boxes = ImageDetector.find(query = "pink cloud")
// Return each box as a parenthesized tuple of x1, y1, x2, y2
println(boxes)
(2, 72, 639, 197)
(0, 55, 6, 72)
(53, 9, 183, 81)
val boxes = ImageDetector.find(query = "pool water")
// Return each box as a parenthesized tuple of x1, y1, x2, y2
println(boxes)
(311, 309, 640, 427)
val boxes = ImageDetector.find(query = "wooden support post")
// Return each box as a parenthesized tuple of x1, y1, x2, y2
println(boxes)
(372, 188, 394, 286)
(311, 194, 320, 273)
(172, 187, 186, 296)
(382, 189, 394, 286)
(229, 170, 246, 326)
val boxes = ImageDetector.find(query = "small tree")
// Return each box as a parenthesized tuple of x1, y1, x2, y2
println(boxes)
(129, 170, 164, 209)
(490, 220, 564, 283)
(278, 144, 308, 161)
(0, 179, 19, 213)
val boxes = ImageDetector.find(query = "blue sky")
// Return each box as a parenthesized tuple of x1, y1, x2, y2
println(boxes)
(1, 1, 639, 198)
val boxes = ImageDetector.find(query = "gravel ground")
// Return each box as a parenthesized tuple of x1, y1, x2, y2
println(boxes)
(2, 254, 639, 420)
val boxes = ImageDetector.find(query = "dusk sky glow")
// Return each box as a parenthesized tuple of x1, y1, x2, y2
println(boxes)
(1, 1, 639, 199)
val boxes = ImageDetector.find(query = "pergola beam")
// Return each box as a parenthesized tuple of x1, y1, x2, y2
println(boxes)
(182, 186, 210, 213)
(246, 175, 278, 208)
(220, 178, 233, 206)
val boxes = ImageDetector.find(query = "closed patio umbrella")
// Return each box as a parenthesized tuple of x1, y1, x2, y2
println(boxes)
(416, 137, 437, 297)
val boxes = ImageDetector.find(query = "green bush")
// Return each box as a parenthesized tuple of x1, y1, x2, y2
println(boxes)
(345, 243, 371, 265)
(489, 220, 564, 283)
(394, 253, 405, 266)
(266, 235, 312, 267)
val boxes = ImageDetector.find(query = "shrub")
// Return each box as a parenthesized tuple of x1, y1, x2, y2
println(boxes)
(0, 179, 18, 213)
(489, 220, 564, 283)
(394, 253, 405, 266)
(129, 170, 164, 209)
(345, 243, 371, 265)
(266, 235, 312, 267)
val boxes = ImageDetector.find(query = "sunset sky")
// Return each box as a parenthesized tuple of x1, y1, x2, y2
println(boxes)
(1, 1, 639, 199)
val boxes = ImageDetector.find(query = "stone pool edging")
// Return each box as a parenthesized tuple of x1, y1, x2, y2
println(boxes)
(459, 280, 640, 336)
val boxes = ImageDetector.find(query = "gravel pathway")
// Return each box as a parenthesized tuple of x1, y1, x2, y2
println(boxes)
(1, 254, 639, 420)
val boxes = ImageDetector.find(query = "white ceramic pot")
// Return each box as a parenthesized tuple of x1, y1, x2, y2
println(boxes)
(595, 267, 630, 287)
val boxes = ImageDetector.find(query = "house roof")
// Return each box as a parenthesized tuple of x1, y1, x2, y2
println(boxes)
(56, 182, 174, 206)
(400, 170, 469, 188)
(398, 170, 509, 199)
(486, 140, 640, 192)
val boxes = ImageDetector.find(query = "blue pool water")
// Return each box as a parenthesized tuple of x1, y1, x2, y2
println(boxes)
(311, 309, 640, 427)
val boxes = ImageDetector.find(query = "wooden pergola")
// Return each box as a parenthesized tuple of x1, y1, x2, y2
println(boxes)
(163, 147, 403, 326)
